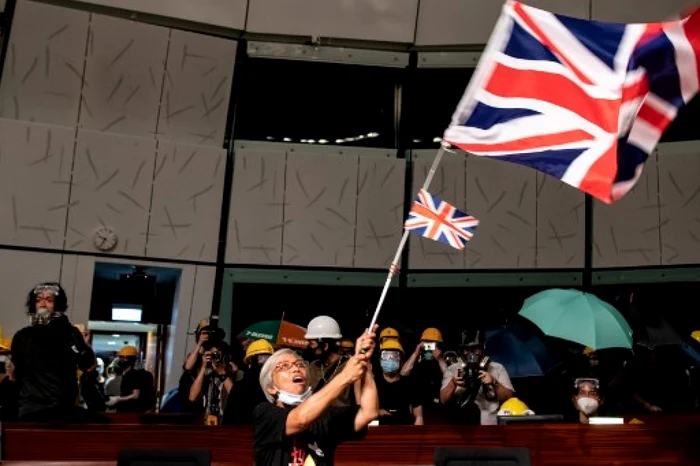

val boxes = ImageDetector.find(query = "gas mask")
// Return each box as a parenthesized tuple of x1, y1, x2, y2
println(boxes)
(30, 308, 54, 326)
(576, 397, 599, 415)
(303, 342, 327, 362)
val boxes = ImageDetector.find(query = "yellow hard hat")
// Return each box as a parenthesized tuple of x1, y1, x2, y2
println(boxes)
(195, 319, 211, 333)
(379, 327, 400, 340)
(691, 331, 700, 343)
(498, 398, 534, 416)
(420, 327, 443, 343)
(244, 339, 274, 364)
(117, 345, 139, 357)
(380, 339, 404, 354)
(339, 339, 355, 349)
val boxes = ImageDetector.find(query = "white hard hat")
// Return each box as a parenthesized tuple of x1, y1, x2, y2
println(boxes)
(305, 316, 342, 340)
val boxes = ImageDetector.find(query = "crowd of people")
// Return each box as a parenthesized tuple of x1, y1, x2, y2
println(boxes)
(1, 281, 698, 433)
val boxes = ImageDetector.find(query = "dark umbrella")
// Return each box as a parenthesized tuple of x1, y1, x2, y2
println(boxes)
(484, 321, 558, 378)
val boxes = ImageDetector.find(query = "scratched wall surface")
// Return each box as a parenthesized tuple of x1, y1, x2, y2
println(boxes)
(0, 0, 235, 261)
(226, 143, 405, 268)
(657, 143, 700, 265)
(593, 153, 661, 268)
(409, 151, 584, 269)
(0, 119, 75, 249)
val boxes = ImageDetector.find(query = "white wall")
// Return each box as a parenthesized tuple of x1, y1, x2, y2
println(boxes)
(43, 0, 697, 46)
(0, 0, 227, 391)
(69, 0, 247, 29)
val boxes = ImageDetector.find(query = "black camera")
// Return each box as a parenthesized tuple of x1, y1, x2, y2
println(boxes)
(211, 351, 224, 364)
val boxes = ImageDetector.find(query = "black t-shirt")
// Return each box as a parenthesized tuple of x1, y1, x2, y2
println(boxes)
(118, 368, 155, 413)
(222, 372, 267, 425)
(0, 377, 19, 421)
(11, 321, 94, 419)
(253, 403, 366, 466)
(376, 376, 421, 425)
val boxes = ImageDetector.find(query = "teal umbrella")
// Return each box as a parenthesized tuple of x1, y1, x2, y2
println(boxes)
(237, 320, 281, 345)
(519, 289, 633, 350)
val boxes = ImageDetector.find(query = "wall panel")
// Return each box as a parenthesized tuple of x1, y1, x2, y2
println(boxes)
(70, 0, 248, 29)
(354, 152, 405, 269)
(408, 150, 468, 269)
(66, 130, 155, 255)
(156, 30, 236, 148)
(226, 144, 286, 266)
(0, 0, 89, 126)
(80, 14, 169, 137)
(246, 0, 418, 43)
(536, 173, 585, 268)
(657, 143, 700, 265)
(147, 142, 226, 262)
(591, 0, 694, 22)
(0, 119, 74, 248)
(465, 156, 537, 269)
(282, 151, 358, 267)
(593, 153, 661, 268)
(415, 0, 590, 46)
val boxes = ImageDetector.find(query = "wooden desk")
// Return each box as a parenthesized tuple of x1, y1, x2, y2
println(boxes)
(3, 416, 700, 465)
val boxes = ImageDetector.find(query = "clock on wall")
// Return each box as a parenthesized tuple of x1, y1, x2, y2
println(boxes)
(93, 226, 118, 252)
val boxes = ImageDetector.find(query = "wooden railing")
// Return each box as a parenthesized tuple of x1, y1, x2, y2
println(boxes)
(3, 415, 700, 465)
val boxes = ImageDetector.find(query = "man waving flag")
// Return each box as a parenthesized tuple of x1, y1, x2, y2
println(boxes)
(443, 0, 700, 204)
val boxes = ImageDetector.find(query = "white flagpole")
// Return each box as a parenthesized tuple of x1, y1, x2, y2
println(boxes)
(367, 144, 450, 333)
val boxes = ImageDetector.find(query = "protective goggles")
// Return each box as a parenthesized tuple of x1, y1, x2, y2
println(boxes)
(574, 377, 600, 389)
(33, 284, 59, 296)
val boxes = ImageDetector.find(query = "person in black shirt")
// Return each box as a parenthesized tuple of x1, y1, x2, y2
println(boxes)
(105, 345, 155, 413)
(179, 340, 236, 424)
(222, 339, 274, 425)
(253, 327, 379, 466)
(375, 339, 423, 425)
(11, 282, 99, 422)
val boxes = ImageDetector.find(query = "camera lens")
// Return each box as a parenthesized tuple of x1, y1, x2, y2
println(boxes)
(211, 351, 222, 363)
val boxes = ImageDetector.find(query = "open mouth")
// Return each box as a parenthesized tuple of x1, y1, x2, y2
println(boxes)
(292, 375, 305, 384)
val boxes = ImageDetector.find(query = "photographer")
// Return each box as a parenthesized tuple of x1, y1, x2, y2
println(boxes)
(11, 282, 100, 422)
(440, 330, 514, 425)
(183, 319, 225, 372)
(179, 340, 236, 424)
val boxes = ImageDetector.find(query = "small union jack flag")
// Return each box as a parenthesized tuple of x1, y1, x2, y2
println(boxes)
(404, 189, 479, 250)
(443, 0, 700, 204)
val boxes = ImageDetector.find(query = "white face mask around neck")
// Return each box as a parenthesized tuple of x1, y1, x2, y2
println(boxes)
(276, 387, 312, 406)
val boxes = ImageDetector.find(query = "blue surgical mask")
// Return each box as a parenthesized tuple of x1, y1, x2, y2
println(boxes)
(380, 359, 400, 374)
(422, 351, 434, 361)
(276, 387, 312, 406)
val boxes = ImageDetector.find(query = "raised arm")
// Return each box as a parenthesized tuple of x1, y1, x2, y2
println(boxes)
(354, 357, 379, 431)
(286, 357, 366, 436)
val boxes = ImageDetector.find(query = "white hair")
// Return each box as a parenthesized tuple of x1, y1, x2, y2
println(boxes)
(259, 348, 301, 403)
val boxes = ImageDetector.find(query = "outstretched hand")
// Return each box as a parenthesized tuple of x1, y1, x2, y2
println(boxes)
(356, 324, 378, 359)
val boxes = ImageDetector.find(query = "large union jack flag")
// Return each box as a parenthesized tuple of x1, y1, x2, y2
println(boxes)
(404, 189, 479, 250)
(443, 0, 700, 204)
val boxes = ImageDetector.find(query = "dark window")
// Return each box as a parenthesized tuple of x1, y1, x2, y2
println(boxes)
(233, 58, 401, 148)
(403, 68, 474, 149)
(661, 96, 700, 142)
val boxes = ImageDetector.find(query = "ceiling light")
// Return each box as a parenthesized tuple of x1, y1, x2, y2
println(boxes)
(335, 139, 344, 144)
(283, 137, 292, 142)
(112, 334, 121, 338)
(318, 139, 328, 144)
(433, 137, 442, 143)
